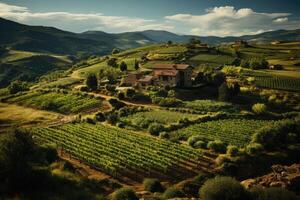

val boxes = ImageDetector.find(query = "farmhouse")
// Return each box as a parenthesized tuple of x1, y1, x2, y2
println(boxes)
(152, 64, 193, 87)
(121, 63, 193, 87)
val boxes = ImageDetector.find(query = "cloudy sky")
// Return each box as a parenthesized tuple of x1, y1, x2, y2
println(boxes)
(0, 0, 300, 36)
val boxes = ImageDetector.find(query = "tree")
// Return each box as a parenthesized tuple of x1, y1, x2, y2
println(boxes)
(85, 73, 98, 91)
(218, 83, 231, 101)
(111, 48, 120, 54)
(189, 37, 201, 45)
(119, 61, 127, 71)
(8, 81, 29, 94)
(107, 58, 118, 68)
(167, 40, 173, 45)
(134, 60, 139, 70)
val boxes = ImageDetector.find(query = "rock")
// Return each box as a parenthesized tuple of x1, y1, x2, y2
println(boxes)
(270, 181, 285, 187)
(241, 179, 256, 189)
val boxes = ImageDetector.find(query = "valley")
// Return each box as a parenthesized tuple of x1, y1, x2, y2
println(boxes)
(0, 17, 299, 200)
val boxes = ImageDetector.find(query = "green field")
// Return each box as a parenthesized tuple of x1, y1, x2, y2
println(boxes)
(32, 123, 203, 180)
(171, 119, 277, 147)
(6, 91, 103, 114)
(184, 100, 237, 112)
(121, 109, 199, 125)
(254, 75, 300, 91)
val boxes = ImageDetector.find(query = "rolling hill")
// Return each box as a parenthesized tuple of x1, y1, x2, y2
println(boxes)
(1, 17, 300, 56)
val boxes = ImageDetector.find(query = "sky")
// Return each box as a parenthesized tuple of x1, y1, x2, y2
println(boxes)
(0, 0, 300, 36)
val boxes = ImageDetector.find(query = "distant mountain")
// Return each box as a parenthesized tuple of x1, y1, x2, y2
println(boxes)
(1, 17, 300, 56)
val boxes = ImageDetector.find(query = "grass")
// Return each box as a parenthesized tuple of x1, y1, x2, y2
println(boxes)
(0, 102, 60, 131)
(121, 109, 199, 125)
(171, 119, 277, 147)
(39, 77, 82, 88)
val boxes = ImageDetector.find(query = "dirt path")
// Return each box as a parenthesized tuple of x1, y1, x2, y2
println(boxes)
(91, 92, 160, 109)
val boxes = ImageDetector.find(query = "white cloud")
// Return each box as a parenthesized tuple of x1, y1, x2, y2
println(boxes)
(273, 17, 288, 23)
(166, 6, 297, 36)
(0, 2, 173, 32)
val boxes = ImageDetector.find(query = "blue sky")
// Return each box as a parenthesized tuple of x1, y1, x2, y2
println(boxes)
(1, 0, 300, 36)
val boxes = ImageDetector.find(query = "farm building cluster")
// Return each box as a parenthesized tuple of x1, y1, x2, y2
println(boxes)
(121, 64, 193, 87)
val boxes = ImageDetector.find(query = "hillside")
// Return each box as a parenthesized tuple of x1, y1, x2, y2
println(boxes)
(1, 17, 300, 57)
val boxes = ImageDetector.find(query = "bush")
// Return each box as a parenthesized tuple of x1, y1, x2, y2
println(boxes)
(207, 140, 227, 153)
(95, 112, 105, 122)
(143, 178, 164, 192)
(199, 176, 250, 200)
(159, 132, 170, 139)
(226, 145, 239, 156)
(106, 113, 118, 125)
(109, 98, 126, 109)
(246, 143, 264, 155)
(112, 188, 138, 200)
(8, 81, 29, 94)
(187, 135, 203, 147)
(250, 186, 298, 200)
(116, 122, 125, 128)
(252, 103, 267, 114)
(148, 123, 164, 136)
(85, 73, 98, 91)
(162, 187, 185, 199)
(194, 140, 207, 149)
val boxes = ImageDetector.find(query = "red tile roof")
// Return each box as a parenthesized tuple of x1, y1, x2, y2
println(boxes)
(154, 70, 178, 76)
(138, 75, 154, 83)
(152, 64, 191, 70)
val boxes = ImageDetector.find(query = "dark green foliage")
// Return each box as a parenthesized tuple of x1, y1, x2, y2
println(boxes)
(148, 123, 164, 136)
(199, 176, 251, 200)
(250, 186, 299, 200)
(107, 58, 118, 68)
(108, 98, 126, 109)
(106, 112, 118, 125)
(246, 143, 264, 155)
(112, 188, 138, 200)
(187, 135, 204, 147)
(95, 112, 105, 122)
(162, 187, 185, 199)
(159, 131, 170, 139)
(86, 73, 98, 91)
(218, 82, 240, 101)
(8, 80, 29, 94)
(112, 48, 120, 54)
(120, 61, 127, 71)
(207, 140, 227, 153)
(226, 145, 239, 156)
(125, 88, 136, 99)
(143, 178, 164, 192)
(134, 60, 139, 70)
(251, 119, 300, 150)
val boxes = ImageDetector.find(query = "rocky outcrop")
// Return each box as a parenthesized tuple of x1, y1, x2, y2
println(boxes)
(241, 163, 300, 193)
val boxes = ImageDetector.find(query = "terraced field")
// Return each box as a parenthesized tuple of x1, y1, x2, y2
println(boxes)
(6, 91, 104, 114)
(172, 119, 277, 147)
(32, 123, 207, 181)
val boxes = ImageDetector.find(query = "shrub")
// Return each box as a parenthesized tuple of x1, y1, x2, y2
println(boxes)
(162, 187, 185, 199)
(109, 98, 126, 109)
(207, 140, 227, 153)
(199, 176, 250, 200)
(106, 113, 118, 125)
(226, 145, 239, 156)
(116, 122, 125, 128)
(187, 135, 203, 147)
(112, 188, 138, 200)
(8, 81, 29, 94)
(143, 178, 164, 192)
(194, 140, 207, 149)
(246, 143, 264, 155)
(159, 132, 170, 139)
(148, 123, 164, 136)
(125, 88, 136, 98)
(117, 92, 125, 100)
(79, 86, 88, 92)
(95, 112, 105, 122)
(85, 73, 98, 91)
(252, 103, 267, 114)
